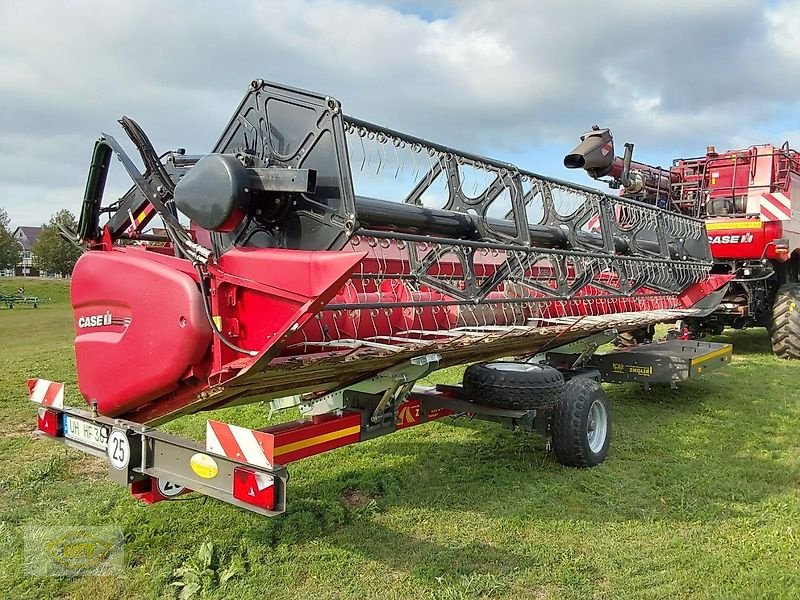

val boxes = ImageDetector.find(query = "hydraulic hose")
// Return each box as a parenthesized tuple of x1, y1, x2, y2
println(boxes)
(194, 264, 258, 357)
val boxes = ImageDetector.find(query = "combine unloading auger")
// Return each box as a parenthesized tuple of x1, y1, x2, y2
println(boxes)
(565, 123, 800, 358)
(30, 80, 733, 515)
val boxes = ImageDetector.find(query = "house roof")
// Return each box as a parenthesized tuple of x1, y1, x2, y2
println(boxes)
(12, 226, 42, 250)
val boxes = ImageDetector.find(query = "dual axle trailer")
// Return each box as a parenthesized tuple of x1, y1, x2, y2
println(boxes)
(31, 78, 732, 516)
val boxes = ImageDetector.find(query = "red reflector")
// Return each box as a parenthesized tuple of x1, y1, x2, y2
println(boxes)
(232, 467, 275, 510)
(37, 407, 62, 436)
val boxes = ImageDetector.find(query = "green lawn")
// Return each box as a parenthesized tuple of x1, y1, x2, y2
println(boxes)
(1, 277, 798, 599)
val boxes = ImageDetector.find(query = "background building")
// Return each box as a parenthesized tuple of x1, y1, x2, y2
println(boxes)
(12, 226, 41, 277)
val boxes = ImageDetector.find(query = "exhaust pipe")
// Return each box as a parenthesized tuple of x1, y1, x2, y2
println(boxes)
(563, 126, 615, 178)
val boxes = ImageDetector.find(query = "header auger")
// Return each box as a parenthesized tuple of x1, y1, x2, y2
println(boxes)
(31, 79, 732, 516)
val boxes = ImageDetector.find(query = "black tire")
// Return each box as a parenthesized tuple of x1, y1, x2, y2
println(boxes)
(552, 378, 611, 468)
(462, 362, 564, 410)
(770, 284, 800, 360)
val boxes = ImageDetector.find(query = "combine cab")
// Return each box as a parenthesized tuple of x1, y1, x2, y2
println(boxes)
(566, 128, 800, 358)
(30, 80, 731, 515)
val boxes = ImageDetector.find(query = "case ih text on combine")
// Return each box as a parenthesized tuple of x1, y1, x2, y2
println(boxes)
(29, 80, 734, 515)
(566, 126, 800, 359)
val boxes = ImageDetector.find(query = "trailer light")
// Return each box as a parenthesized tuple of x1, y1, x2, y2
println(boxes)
(774, 238, 790, 255)
(232, 467, 275, 510)
(37, 408, 63, 437)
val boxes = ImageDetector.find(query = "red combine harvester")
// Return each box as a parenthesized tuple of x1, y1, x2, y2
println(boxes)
(566, 127, 800, 358)
(31, 80, 732, 516)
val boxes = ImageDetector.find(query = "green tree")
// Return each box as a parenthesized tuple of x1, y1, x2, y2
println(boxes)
(0, 207, 21, 270)
(33, 209, 82, 276)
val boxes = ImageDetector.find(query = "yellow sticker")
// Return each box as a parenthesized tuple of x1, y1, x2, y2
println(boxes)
(190, 453, 219, 479)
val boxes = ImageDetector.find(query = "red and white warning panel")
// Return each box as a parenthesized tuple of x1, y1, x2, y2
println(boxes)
(761, 192, 793, 221)
(27, 378, 64, 409)
(206, 411, 362, 467)
(206, 420, 275, 469)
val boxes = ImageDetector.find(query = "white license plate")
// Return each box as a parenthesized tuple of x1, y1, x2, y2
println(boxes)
(63, 415, 109, 451)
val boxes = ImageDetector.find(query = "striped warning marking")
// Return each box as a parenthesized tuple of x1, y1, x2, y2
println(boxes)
(270, 412, 362, 464)
(761, 192, 792, 222)
(27, 379, 64, 409)
(691, 345, 732, 366)
(206, 420, 274, 469)
(273, 424, 360, 462)
(206, 412, 363, 468)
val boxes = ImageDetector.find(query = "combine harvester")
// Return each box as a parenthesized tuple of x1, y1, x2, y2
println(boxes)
(566, 126, 800, 358)
(30, 80, 732, 516)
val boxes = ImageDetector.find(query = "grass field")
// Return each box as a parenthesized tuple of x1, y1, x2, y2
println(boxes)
(1, 277, 798, 599)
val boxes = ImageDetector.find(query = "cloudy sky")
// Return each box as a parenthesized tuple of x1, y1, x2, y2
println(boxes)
(2, 0, 799, 228)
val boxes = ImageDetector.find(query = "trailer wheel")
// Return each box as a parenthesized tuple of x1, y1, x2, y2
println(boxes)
(462, 362, 564, 410)
(552, 378, 610, 468)
(770, 284, 800, 360)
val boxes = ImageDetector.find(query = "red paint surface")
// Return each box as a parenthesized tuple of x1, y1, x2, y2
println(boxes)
(71, 249, 212, 416)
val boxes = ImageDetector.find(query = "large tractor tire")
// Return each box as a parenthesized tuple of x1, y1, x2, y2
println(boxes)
(770, 284, 800, 360)
(551, 378, 611, 468)
(462, 362, 564, 410)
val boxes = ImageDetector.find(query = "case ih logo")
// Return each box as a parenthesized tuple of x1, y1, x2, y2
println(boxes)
(77, 312, 113, 329)
(708, 232, 754, 245)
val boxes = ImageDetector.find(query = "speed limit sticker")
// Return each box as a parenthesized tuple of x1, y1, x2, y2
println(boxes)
(157, 479, 185, 498)
(107, 430, 130, 470)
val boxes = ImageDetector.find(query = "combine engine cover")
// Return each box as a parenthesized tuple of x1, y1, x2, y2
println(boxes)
(71, 79, 726, 424)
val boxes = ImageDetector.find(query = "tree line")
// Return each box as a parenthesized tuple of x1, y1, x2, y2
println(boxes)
(0, 208, 82, 276)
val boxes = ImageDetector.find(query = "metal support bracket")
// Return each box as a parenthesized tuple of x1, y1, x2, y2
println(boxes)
(287, 353, 442, 419)
(530, 329, 618, 365)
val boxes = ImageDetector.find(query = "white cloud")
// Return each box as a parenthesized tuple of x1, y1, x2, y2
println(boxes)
(0, 0, 798, 226)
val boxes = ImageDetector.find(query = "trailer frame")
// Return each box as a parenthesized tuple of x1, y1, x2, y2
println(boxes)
(30, 336, 730, 517)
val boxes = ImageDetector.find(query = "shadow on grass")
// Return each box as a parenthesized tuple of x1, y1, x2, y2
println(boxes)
(120, 330, 796, 588)
(205, 361, 798, 585)
(706, 326, 773, 355)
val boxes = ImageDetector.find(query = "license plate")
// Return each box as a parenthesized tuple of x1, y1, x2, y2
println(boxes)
(63, 415, 109, 451)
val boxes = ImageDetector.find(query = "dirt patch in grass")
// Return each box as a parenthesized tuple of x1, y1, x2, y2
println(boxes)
(69, 454, 107, 480)
(341, 489, 376, 508)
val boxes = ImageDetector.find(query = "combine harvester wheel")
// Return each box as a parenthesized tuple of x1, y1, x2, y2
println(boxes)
(771, 284, 800, 359)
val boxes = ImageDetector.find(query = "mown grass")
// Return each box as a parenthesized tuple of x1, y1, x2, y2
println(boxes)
(0, 277, 798, 599)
